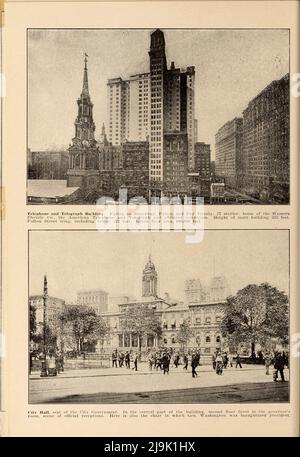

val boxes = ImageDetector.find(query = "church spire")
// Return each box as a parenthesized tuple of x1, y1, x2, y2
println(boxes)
(82, 53, 89, 96)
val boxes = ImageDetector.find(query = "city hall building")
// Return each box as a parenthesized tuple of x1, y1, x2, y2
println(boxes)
(96, 257, 230, 356)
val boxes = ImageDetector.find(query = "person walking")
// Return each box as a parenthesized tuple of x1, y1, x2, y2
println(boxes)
(215, 352, 223, 375)
(264, 352, 272, 375)
(148, 353, 154, 370)
(273, 351, 286, 382)
(191, 353, 198, 378)
(183, 353, 188, 370)
(162, 352, 170, 375)
(235, 353, 242, 369)
(228, 353, 233, 368)
(112, 350, 118, 368)
(125, 351, 130, 369)
(174, 353, 180, 368)
(223, 352, 228, 369)
(133, 353, 138, 371)
(212, 352, 217, 371)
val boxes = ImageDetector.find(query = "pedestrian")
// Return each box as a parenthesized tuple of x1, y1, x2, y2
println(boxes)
(235, 353, 242, 369)
(264, 352, 272, 375)
(148, 353, 154, 370)
(162, 352, 170, 375)
(55, 350, 62, 374)
(112, 350, 117, 368)
(273, 351, 286, 382)
(133, 353, 138, 371)
(212, 352, 217, 370)
(125, 351, 130, 369)
(215, 352, 223, 375)
(174, 353, 180, 368)
(223, 352, 228, 369)
(183, 353, 188, 370)
(47, 353, 57, 376)
(191, 353, 198, 378)
(228, 353, 233, 368)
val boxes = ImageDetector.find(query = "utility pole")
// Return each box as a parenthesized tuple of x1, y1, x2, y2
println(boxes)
(40, 275, 48, 377)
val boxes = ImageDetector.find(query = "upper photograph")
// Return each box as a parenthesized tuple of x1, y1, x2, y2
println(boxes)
(27, 28, 290, 205)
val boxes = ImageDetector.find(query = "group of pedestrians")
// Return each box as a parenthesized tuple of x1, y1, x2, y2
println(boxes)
(212, 351, 242, 375)
(264, 350, 288, 382)
(111, 347, 289, 382)
(44, 350, 64, 376)
(111, 349, 138, 371)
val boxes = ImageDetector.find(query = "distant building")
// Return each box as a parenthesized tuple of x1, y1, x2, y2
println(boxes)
(77, 289, 108, 314)
(185, 279, 208, 305)
(107, 77, 130, 145)
(215, 117, 243, 189)
(211, 182, 225, 203)
(29, 294, 65, 332)
(28, 150, 69, 180)
(195, 142, 211, 178)
(163, 132, 188, 197)
(241, 74, 289, 202)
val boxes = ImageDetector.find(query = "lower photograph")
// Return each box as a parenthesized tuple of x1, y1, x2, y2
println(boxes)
(28, 229, 290, 404)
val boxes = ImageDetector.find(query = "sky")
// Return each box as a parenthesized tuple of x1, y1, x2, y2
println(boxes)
(29, 230, 289, 306)
(28, 28, 289, 159)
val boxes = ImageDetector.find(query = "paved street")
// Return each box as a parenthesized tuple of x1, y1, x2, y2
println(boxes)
(29, 364, 289, 404)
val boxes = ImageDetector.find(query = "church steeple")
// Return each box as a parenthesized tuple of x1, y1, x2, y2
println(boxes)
(82, 54, 89, 97)
(67, 54, 99, 189)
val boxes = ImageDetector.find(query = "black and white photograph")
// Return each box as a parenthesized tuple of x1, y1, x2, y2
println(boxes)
(27, 28, 290, 205)
(29, 230, 290, 404)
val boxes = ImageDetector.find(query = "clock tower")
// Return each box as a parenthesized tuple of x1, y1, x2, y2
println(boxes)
(67, 55, 100, 192)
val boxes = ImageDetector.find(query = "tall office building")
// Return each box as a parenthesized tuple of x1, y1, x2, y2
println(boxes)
(107, 77, 130, 146)
(241, 74, 289, 201)
(215, 117, 243, 188)
(128, 73, 151, 142)
(195, 142, 211, 178)
(108, 29, 197, 186)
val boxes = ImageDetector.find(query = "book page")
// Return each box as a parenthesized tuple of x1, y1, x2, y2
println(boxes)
(2, 0, 300, 437)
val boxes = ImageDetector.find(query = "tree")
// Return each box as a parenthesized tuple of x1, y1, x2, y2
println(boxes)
(120, 304, 162, 350)
(34, 324, 58, 354)
(60, 305, 110, 353)
(221, 283, 289, 354)
(175, 319, 194, 350)
(29, 304, 37, 342)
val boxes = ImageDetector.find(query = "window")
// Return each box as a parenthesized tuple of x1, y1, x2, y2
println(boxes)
(216, 336, 221, 343)
(205, 336, 211, 343)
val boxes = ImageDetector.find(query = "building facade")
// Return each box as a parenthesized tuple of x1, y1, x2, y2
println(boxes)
(28, 150, 69, 180)
(215, 117, 243, 189)
(195, 142, 211, 179)
(241, 74, 289, 202)
(77, 289, 108, 314)
(107, 29, 197, 190)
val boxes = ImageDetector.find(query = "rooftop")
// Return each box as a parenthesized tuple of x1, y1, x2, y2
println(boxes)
(28, 180, 79, 198)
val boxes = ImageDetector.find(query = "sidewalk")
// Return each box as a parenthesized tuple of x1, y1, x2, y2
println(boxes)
(29, 363, 265, 380)
(29, 364, 289, 404)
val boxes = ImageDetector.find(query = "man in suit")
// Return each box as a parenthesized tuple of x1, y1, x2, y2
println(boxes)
(273, 351, 286, 382)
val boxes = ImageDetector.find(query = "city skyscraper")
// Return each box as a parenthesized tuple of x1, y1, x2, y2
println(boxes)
(107, 29, 197, 187)
(215, 118, 243, 188)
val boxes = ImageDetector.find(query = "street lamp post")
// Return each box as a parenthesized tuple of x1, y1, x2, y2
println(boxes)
(40, 275, 48, 377)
